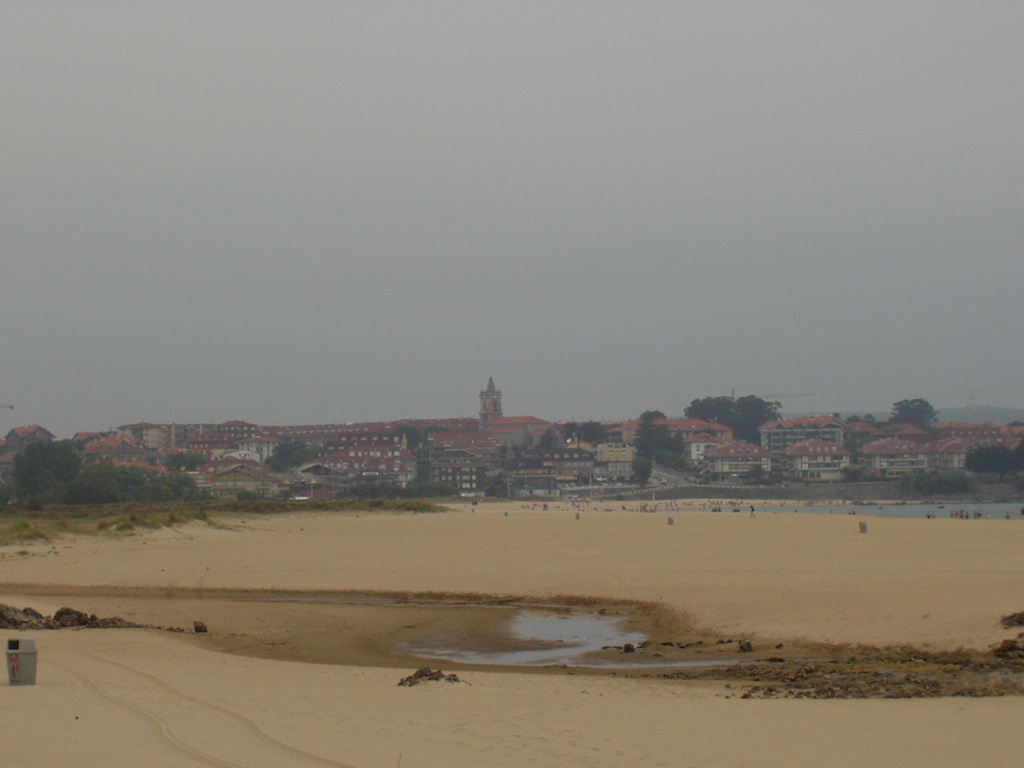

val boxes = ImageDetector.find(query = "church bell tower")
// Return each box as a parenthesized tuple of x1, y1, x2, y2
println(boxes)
(479, 377, 503, 428)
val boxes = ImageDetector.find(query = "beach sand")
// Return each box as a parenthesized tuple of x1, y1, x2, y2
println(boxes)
(2, 500, 1023, 767)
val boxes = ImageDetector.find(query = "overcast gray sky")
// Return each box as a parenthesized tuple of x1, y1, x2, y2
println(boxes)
(3, 2, 1022, 436)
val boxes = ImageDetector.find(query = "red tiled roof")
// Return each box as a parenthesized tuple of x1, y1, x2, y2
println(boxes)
(203, 459, 266, 476)
(933, 422, 1012, 439)
(83, 434, 147, 453)
(485, 416, 550, 426)
(879, 423, 930, 437)
(683, 432, 727, 444)
(485, 424, 531, 434)
(10, 425, 55, 439)
(931, 436, 1017, 454)
(429, 431, 498, 448)
(844, 421, 882, 435)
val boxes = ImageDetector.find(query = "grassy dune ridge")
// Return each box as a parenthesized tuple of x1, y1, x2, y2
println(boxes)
(0, 498, 446, 544)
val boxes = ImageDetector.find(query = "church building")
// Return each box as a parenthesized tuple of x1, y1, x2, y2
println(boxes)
(479, 377, 503, 428)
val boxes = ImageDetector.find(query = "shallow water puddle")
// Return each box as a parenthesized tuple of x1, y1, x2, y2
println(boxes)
(404, 611, 651, 667)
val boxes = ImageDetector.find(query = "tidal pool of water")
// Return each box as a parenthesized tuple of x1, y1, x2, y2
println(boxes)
(404, 611, 645, 667)
(399, 610, 740, 669)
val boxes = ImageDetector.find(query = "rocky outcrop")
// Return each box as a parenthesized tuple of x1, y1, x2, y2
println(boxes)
(993, 634, 1024, 659)
(1000, 611, 1024, 628)
(398, 668, 462, 686)
(1, 603, 188, 632)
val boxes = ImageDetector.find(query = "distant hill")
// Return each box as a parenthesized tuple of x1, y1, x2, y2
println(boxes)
(934, 405, 1024, 425)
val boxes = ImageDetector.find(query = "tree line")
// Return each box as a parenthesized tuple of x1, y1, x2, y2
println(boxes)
(2, 441, 205, 507)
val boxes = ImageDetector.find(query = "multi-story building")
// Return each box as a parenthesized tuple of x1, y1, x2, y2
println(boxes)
(274, 422, 409, 450)
(118, 422, 169, 450)
(430, 454, 490, 495)
(537, 447, 596, 485)
(184, 432, 239, 461)
(703, 441, 772, 480)
(297, 445, 417, 493)
(859, 438, 930, 477)
(215, 420, 263, 440)
(613, 418, 733, 445)
(760, 416, 844, 453)
(682, 433, 728, 464)
(594, 442, 635, 479)
(784, 439, 852, 481)
(427, 430, 501, 494)
(236, 434, 281, 463)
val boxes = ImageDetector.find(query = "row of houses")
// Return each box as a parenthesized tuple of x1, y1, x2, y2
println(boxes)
(700, 434, 1023, 482)
(759, 415, 1023, 452)
(4, 406, 1024, 498)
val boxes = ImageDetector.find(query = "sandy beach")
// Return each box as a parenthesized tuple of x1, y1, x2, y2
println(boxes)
(3, 500, 1024, 767)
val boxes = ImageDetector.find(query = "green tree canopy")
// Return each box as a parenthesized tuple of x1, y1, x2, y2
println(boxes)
(64, 461, 204, 504)
(732, 395, 782, 444)
(13, 440, 82, 499)
(162, 451, 207, 472)
(266, 442, 322, 472)
(890, 398, 938, 429)
(685, 395, 781, 444)
(577, 421, 607, 444)
(631, 455, 653, 486)
(634, 410, 674, 456)
(898, 470, 974, 495)
(683, 396, 734, 425)
(396, 424, 427, 453)
(965, 444, 1022, 475)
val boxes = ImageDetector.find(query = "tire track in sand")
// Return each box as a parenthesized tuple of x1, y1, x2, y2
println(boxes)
(50, 654, 355, 768)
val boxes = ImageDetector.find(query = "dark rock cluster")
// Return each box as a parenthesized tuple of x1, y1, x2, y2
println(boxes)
(1000, 611, 1024, 628)
(734, 660, 1024, 699)
(1, 603, 139, 630)
(397, 668, 462, 686)
(659, 649, 1024, 700)
(993, 634, 1024, 659)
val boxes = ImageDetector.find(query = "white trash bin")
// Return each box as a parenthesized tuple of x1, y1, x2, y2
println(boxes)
(7, 637, 37, 685)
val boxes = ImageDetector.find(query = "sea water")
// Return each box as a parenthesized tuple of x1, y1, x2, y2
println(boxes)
(730, 501, 1024, 519)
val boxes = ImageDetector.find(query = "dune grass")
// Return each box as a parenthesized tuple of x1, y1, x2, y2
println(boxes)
(0, 498, 446, 544)
(0, 519, 51, 545)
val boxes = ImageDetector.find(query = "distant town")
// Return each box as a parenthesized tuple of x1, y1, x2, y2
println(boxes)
(2, 379, 1023, 504)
